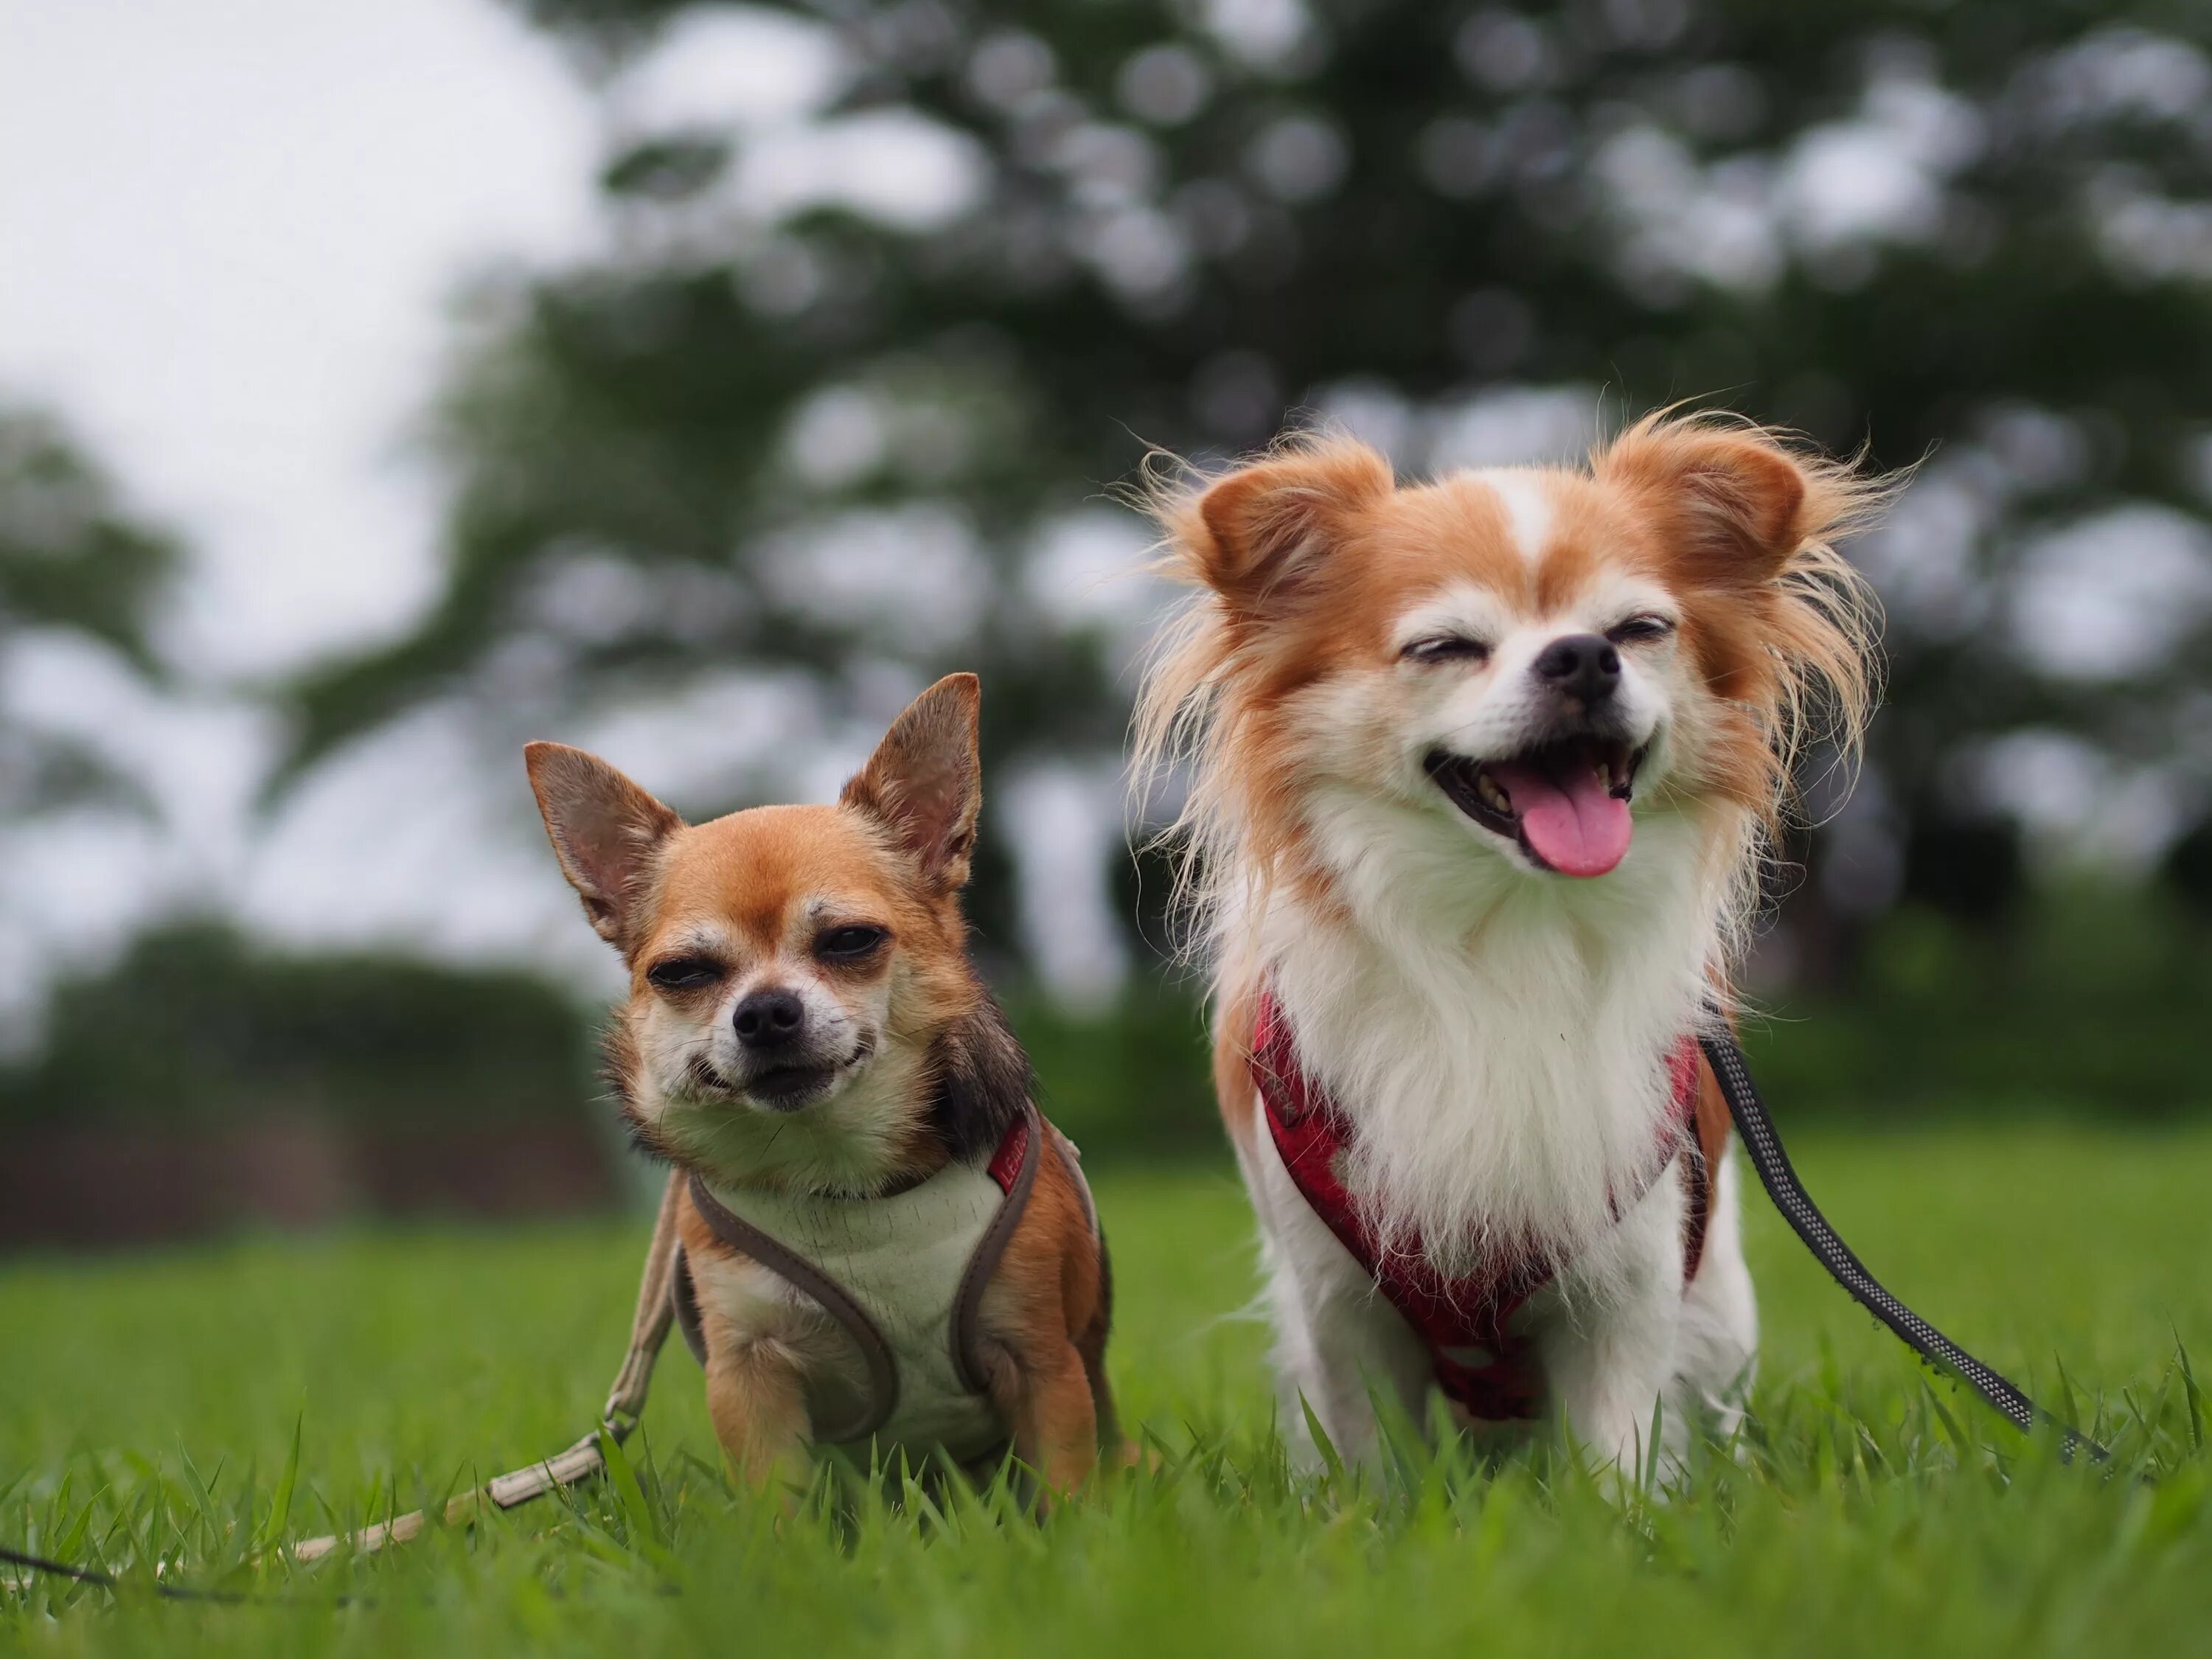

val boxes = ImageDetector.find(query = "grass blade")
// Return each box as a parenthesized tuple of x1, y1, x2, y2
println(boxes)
(255, 1414, 304, 1559)
(597, 1427, 659, 1548)
(594, 1428, 680, 1581)
(1299, 1395, 1346, 1494)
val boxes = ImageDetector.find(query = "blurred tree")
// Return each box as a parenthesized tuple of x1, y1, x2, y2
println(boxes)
(0, 920, 593, 1127)
(278, 0, 2212, 982)
(0, 404, 179, 818)
(2165, 813, 2212, 917)
(0, 921, 622, 1245)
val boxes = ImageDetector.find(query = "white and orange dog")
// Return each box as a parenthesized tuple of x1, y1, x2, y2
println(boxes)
(1138, 414, 1879, 1475)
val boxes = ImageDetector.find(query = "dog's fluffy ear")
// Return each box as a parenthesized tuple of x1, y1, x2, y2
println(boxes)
(524, 742, 683, 950)
(1601, 420, 1818, 589)
(841, 673, 982, 893)
(1183, 441, 1393, 610)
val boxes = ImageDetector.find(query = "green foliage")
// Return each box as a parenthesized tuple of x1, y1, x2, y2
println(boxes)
(1011, 977, 1217, 1158)
(0, 406, 176, 675)
(0, 404, 181, 821)
(273, 0, 2212, 967)
(0, 920, 596, 1127)
(6, 1130, 2212, 1652)
(1743, 886, 2212, 1116)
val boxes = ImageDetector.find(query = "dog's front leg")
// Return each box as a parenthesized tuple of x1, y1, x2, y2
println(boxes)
(985, 1338, 1098, 1503)
(704, 1340, 813, 1495)
(1247, 1147, 1430, 1471)
(1022, 1342, 1103, 1498)
(1265, 1237, 1437, 1470)
(1537, 1189, 1686, 1484)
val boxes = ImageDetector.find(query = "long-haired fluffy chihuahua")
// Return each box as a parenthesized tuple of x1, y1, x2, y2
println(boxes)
(528, 674, 1118, 1495)
(1137, 414, 1880, 1475)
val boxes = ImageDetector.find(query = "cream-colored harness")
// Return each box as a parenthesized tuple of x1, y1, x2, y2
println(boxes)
(674, 1105, 1085, 1464)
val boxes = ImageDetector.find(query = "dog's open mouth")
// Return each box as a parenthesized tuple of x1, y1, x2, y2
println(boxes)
(1424, 737, 1645, 878)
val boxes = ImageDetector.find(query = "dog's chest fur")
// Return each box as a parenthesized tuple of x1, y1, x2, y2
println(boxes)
(687, 1242, 857, 1380)
(1244, 788, 1724, 1281)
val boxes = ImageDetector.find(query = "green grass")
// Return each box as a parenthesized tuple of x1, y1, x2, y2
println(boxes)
(5, 1122, 2212, 1656)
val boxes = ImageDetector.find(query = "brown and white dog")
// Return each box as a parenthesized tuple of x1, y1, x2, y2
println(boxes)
(526, 674, 1117, 1496)
(1137, 414, 1880, 1476)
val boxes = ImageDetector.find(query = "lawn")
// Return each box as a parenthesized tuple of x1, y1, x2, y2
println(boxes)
(4, 1121, 2212, 1657)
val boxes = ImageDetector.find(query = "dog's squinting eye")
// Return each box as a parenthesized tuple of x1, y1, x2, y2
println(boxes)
(646, 957, 723, 992)
(1607, 614, 1676, 644)
(815, 925, 888, 961)
(1401, 636, 1492, 665)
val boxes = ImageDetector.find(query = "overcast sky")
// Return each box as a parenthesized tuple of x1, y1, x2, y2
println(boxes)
(0, 0, 616, 1020)
(0, 0, 599, 675)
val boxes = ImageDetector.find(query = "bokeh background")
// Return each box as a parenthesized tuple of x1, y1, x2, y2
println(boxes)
(3, 0, 2209, 1247)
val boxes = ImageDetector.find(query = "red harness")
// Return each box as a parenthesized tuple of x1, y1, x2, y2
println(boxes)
(1251, 990, 1709, 1421)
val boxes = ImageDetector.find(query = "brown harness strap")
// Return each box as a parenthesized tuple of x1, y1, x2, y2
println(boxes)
(671, 1245, 709, 1366)
(683, 1172, 906, 1444)
(949, 1102, 1044, 1394)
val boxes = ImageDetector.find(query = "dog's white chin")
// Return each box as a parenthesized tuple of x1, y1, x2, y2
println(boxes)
(646, 1040, 922, 1193)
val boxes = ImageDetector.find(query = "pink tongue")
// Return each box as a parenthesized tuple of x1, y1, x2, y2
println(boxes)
(1488, 757, 1633, 877)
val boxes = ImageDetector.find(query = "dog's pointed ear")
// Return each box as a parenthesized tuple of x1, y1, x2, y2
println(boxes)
(1181, 441, 1393, 610)
(841, 673, 982, 892)
(1601, 420, 1813, 589)
(524, 742, 683, 950)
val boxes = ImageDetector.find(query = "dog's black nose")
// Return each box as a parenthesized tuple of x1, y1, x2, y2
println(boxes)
(733, 988, 806, 1048)
(1533, 633, 1620, 705)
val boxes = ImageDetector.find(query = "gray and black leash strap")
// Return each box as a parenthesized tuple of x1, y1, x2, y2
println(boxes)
(1700, 1027, 2111, 1464)
(0, 1541, 368, 1606)
(0, 1543, 234, 1601)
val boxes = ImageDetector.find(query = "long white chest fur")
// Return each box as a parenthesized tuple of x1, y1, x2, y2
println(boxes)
(1224, 790, 1759, 1469)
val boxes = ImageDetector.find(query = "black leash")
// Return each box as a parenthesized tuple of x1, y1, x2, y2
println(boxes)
(1700, 1028, 2112, 1464)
